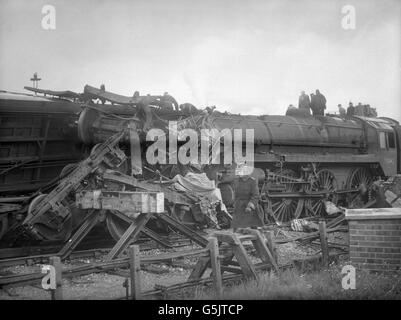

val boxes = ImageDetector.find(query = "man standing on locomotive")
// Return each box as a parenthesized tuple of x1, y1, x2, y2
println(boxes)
(313, 89, 327, 116)
(231, 162, 264, 231)
(298, 91, 311, 114)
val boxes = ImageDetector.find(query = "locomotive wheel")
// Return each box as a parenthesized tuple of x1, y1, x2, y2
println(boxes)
(106, 204, 171, 241)
(346, 167, 374, 208)
(106, 211, 134, 241)
(305, 169, 338, 217)
(27, 194, 72, 241)
(269, 169, 304, 223)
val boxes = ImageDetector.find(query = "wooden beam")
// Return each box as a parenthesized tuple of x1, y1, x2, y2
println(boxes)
(129, 245, 141, 300)
(231, 236, 258, 279)
(264, 230, 278, 264)
(319, 221, 329, 268)
(109, 210, 172, 249)
(105, 212, 151, 261)
(242, 229, 279, 272)
(58, 210, 100, 260)
(208, 237, 222, 298)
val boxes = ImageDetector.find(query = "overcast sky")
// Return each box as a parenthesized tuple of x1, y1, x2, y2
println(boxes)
(0, 0, 400, 120)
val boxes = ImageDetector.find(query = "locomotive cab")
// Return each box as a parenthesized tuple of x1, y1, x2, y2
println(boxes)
(356, 116, 398, 176)
(378, 117, 401, 174)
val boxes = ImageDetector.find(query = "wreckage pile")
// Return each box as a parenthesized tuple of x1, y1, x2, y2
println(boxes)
(17, 129, 231, 244)
(1, 83, 401, 246)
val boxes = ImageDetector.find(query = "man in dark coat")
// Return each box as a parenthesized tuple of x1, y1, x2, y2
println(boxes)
(313, 89, 326, 116)
(347, 102, 355, 117)
(298, 91, 311, 114)
(231, 165, 264, 230)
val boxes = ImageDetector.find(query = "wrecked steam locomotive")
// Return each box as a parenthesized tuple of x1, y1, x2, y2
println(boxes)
(1, 85, 400, 243)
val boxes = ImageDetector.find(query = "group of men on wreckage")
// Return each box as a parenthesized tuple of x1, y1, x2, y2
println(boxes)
(297, 89, 327, 116)
(287, 89, 377, 119)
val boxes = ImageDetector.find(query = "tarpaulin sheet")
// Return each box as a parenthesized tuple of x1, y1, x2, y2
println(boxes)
(171, 172, 229, 219)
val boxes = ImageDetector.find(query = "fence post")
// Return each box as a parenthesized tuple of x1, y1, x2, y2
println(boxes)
(129, 245, 141, 300)
(49, 256, 63, 300)
(319, 221, 329, 267)
(265, 230, 278, 264)
(208, 237, 222, 298)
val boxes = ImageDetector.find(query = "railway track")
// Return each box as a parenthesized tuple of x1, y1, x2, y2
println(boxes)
(0, 235, 194, 268)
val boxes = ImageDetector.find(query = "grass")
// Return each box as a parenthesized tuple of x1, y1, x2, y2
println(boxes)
(191, 263, 401, 300)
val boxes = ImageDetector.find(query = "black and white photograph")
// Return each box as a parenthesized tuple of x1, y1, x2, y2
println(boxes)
(0, 0, 400, 306)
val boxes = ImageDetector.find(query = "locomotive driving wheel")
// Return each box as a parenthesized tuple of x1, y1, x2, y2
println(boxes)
(267, 169, 304, 223)
(106, 211, 135, 241)
(346, 167, 374, 208)
(305, 169, 338, 217)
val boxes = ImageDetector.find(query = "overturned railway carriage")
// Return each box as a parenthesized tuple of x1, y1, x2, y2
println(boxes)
(0, 91, 83, 240)
(0, 91, 82, 194)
